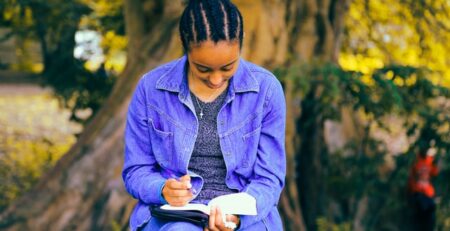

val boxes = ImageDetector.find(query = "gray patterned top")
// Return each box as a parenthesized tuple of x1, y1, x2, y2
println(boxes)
(188, 87, 237, 203)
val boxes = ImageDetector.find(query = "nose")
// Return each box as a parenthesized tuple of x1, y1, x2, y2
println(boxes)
(208, 72, 225, 87)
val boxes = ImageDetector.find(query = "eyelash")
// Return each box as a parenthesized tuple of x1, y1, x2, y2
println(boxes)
(197, 67, 232, 73)
(198, 68, 210, 73)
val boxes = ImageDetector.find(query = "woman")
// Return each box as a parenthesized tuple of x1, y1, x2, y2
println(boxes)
(122, 0, 286, 230)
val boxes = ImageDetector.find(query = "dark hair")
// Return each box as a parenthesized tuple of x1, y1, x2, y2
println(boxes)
(179, 0, 244, 52)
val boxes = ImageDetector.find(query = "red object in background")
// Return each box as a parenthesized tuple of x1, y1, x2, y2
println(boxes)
(408, 154, 439, 198)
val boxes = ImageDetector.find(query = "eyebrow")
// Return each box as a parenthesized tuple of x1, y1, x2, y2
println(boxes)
(193, 59, 238, 69)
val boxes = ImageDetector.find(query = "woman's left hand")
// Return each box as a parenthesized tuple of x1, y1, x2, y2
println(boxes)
(204, 206, 240, 231)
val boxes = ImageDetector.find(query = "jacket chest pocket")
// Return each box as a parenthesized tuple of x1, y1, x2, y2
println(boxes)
(229, 112, 262, 177)
(148, 118, 174, 166)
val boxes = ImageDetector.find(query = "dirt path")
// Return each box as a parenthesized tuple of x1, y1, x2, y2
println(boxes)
(0, 84, 51, 96)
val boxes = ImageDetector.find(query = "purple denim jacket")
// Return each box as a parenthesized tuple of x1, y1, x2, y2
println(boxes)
(123, 56, 286, 231)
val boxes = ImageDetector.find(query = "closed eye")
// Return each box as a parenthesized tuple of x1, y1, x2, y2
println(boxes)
(197, 66, 211, 73)
(221, 63, 235, 72)
(194, 60, 237, 73)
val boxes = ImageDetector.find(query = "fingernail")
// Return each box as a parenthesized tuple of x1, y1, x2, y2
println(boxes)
(186, 182, 192, 188)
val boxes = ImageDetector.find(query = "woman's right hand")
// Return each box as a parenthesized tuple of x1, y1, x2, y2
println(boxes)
(161, 175, 194, 206)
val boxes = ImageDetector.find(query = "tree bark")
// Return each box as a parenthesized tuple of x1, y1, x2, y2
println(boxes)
(0, 1, 350, 230)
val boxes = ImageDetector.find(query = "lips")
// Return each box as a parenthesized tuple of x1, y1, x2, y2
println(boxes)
(203, 80, 226, 89)
(207, 83, 225, 89)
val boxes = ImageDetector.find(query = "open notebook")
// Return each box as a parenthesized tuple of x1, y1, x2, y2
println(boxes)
(150, 193, 257, 227)
(161, 192, 257, 215)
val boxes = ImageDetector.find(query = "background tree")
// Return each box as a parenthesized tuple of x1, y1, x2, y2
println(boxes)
(0, 0, 118, 125)
(0, 0, 122, 213)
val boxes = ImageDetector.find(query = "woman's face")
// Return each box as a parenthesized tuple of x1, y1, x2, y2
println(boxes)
(187, 40, 240, 90)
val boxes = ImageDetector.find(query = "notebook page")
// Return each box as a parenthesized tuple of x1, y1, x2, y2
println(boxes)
(208, 192, 257, 215)
(160, 203, 210, 214)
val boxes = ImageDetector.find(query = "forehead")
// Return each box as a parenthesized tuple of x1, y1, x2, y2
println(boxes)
(188, 40, 240, 67)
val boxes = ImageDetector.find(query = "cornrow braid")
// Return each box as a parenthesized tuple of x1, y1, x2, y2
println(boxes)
(224, 1, 242, 43)
(179, 0, 244, 53)
(203, 0, 225, 42)
(219, 2, 230, 41)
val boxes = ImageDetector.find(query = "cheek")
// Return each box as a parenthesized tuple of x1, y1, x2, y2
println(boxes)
(217, 71, 234, 81)
(227, 67, 239, 78)
(224, 73, 234, 80)
(194, 72, 210, 79)
(189, 68, 207, 78)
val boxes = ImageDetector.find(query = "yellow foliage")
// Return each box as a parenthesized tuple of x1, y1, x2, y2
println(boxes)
(339, 53, 382, 86)
(341, 0, 450, 88)
(405, 74, 417, 86)
(316, 217, 352, 231)
(77, 0, 127, 74)
(0, 93, 80, 208)
(101, 30, 127, 73)
(79, 0, 123, 18)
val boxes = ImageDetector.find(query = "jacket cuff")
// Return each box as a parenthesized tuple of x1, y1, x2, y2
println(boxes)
(158, 181, 168, 204)
(138, 177, 166, 204)
(238, 184, 275, 229)
(187, 170, 204, 200)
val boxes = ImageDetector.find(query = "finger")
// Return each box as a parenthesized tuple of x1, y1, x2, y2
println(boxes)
(209, 205, 217, 230)
(179, 174, 191, 182)
(165, 188, 193, 197)
(166, 192, 193, 201)
(167, 200, 188, 207)
(163, 183, 191, 205)
(166, 194, 192, 204)
(228, 214, 240, 224)
(166, 179, 190, 190)
(225, 214, 234, 224)
(226, 214, 239, 229)
(179, 174, 192, 188)
(165, 178, 177, 188)
(167, 196, 192, 206)
(215, 206, 225, 229)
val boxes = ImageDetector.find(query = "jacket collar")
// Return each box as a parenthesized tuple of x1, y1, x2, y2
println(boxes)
(155, 55, 259, 98)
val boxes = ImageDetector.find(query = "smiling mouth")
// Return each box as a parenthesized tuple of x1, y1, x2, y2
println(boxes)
(208, 83, 224, 89)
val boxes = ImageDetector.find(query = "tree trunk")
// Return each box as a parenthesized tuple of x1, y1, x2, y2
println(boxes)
(0, 1, 350, 230)
(287, 0, 350, 230)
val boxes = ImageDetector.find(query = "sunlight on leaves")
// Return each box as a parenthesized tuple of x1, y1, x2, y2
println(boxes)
(0, 92, 81, 211)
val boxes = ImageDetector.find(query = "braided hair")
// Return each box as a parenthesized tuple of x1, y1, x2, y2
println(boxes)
(179, 0, 244, 53)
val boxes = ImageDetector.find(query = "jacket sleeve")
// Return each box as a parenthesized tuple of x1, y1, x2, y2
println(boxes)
(239, 80, 286, 229)
(122, 76, 167, 205)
